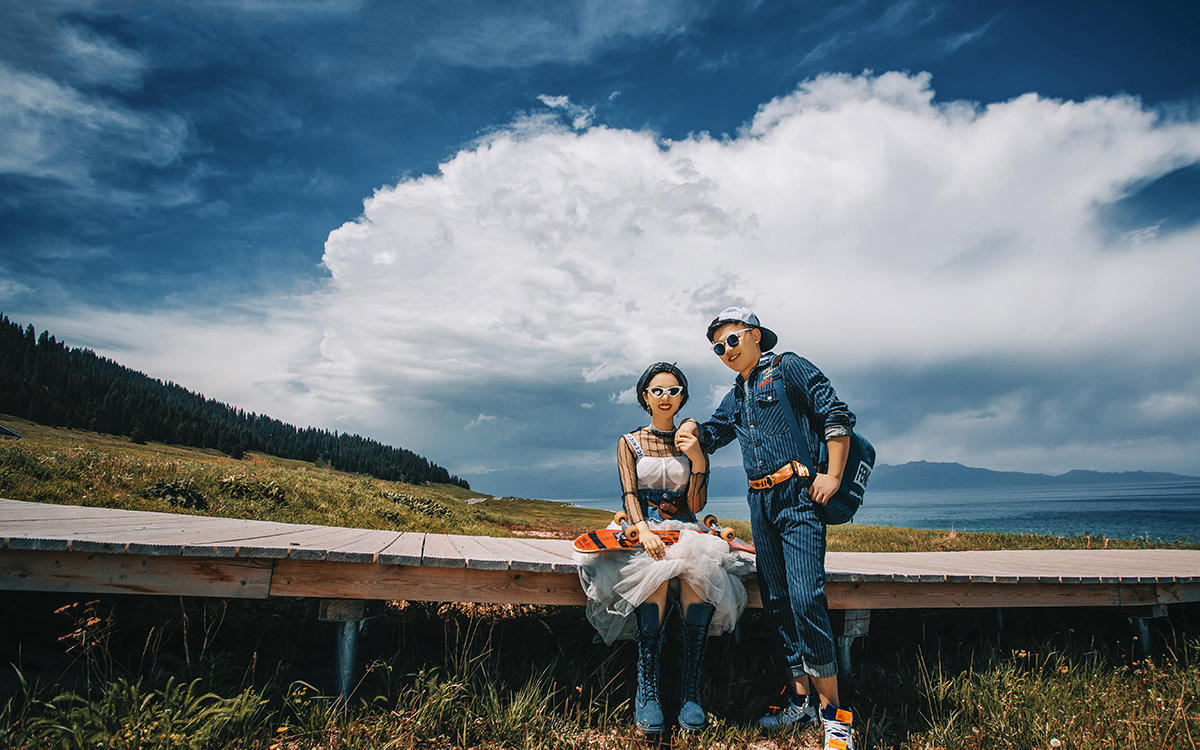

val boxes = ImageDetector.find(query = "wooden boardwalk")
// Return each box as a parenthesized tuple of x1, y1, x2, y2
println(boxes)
(5, 497, 1197, 692)
(3, 498, 1198, 611)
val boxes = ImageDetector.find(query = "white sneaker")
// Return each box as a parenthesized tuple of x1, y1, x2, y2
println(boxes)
(757, 693, 818, 731)
(820, 704, 853, 750)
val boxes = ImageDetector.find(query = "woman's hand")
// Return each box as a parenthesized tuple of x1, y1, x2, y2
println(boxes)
(809, 473, 842, 505)
(639, 523, 667, 560)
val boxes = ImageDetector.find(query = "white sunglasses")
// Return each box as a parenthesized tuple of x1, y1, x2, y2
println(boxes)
(644, 385, 684, 398)
(712, 328, 754, 355)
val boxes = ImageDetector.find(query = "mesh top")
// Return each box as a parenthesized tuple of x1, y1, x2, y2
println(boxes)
(617, 421, 709, 524)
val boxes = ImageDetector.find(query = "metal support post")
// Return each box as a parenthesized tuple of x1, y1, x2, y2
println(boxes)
(319, 599, 366, 700)
(836, 609, 871, 677)
(336, 620, 360, 699)
(1128, 604, 1167, 662)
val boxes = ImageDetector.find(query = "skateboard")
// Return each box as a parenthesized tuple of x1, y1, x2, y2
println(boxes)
(573, 512, 755, 554)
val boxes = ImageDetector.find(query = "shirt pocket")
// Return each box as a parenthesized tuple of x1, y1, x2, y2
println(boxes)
(754, 391, 791, 435)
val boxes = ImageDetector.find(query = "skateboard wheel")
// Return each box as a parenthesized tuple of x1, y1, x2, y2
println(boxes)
(614, 511, 628, 526)
(703, 514, 718, 529)
(720, 526, 736, 542)
(626, 525, 640, 543)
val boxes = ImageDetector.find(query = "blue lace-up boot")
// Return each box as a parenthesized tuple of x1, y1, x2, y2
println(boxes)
(634, 602, 665, 734)
(678, 601, 715, 731)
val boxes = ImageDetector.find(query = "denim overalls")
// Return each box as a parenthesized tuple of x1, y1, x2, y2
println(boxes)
(696, 351, 855, 679)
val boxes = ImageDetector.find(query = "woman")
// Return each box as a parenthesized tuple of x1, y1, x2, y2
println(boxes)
(575, 362, 751, 734)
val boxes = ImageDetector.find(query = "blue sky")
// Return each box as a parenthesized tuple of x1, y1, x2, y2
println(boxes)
(3, 0, 1200, 498)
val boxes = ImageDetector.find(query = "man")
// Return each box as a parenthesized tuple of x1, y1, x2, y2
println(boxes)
(678, 306, 856, 750)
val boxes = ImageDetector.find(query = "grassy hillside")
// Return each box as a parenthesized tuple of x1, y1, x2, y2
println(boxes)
(0, 414, 611, 540)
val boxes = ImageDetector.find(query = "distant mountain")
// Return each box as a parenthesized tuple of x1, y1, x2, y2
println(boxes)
(871, 461, 1199, 490)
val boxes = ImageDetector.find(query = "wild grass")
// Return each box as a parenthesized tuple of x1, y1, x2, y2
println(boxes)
(2, 595, 1198, 749)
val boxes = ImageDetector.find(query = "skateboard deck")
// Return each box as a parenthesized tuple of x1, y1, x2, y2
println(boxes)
(573, 526, 755, 554)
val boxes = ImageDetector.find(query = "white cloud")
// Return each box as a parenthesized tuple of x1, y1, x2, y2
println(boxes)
(59, 24, 148, 90)
(465, 413, 498, 430)
(0, 267, 32, 300)
(1138, 391, 1200, 421)
(610, 388, 638, 406)
(537, 94, 596, 130)
(321, 72, 1200, 388)
(412, 0, 699, 70)
(0, 62, 188, 190)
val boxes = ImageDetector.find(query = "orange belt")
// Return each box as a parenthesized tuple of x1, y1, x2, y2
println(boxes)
(748, 460, 810, 490)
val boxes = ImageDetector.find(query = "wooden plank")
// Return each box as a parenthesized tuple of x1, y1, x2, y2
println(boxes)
(457, 536, 521, 571)
(4, 536, 71, 552)
(270, 558, 586, 605)
(503, 538, 579, 573)
(418, 534, 466, 567)
(184, 526, 333, 558)
(0, 550, 273, 598)
(377, 533, 424, 566)
(0, 501, 160, 521)
(420, 534, 514, 570)
(324, 530, 405, 563)
(827, 550, 1200, 584)
(1157, 583, 1200, 605)
(0, 517, 197, 533)
(41, 519, 284, 557)
(278, 528, 387, 561)
(824, 581, 1155, 609)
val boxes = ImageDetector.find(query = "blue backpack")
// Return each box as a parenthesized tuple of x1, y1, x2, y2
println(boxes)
(769, 354, 875, 524)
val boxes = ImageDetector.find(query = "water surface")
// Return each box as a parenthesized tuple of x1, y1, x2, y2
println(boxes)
(559, 481, 1200, 542)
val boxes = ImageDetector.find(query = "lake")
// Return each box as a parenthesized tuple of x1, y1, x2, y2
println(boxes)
(558, 481, 1200, 542)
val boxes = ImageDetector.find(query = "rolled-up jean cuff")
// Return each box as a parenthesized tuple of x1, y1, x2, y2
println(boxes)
(791, 660, 838, 680)
(824, 425, 852, 440)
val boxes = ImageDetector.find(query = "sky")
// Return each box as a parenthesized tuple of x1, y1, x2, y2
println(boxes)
(2, 0, 1200, 498)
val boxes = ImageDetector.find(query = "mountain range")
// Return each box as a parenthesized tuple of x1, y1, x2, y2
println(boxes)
(865, 460, 1199, 490)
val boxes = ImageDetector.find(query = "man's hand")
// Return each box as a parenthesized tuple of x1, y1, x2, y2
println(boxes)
(808, 473, 842, 505)
(677, 420, 699, 437)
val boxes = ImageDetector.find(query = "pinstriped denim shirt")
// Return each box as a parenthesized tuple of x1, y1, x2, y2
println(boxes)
(695, 351, 856, 481)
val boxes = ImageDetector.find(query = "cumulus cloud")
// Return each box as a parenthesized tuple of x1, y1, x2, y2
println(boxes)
(313, 72, 1200, 481)
(35, 72, 1200, 492)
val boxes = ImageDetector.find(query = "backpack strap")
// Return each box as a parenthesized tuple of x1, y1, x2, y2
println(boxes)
(622, 432, 645, 460)
(769, 354, 818, 478)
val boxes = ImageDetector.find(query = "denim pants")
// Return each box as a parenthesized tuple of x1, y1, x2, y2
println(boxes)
(748, 480, 837, 679)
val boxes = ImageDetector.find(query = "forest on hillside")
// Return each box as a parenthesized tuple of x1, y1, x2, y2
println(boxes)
(0, 315, 468, 488)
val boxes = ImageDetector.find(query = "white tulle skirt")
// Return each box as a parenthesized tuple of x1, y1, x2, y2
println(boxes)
(573, 519, 756, 645)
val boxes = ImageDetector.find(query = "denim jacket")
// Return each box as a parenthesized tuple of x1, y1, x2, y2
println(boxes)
(695, 352, 855, 481)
